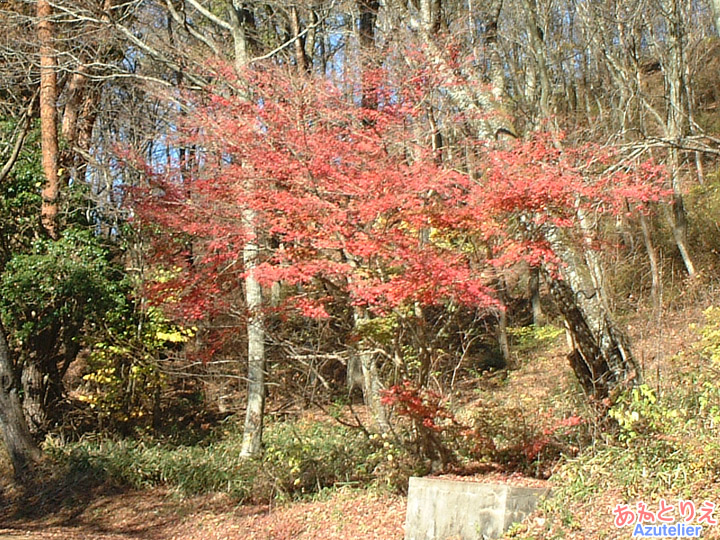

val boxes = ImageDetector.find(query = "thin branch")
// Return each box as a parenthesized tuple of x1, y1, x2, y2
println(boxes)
(248, 1, 336, 65)
(165, 0, 221, 55)
(0, 91, 37, 184)
(112, 22, 207, 88)
(186, 0, 232, 31)
(618, 136, 720, 157)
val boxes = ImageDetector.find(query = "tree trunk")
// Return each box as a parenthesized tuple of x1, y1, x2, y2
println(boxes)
(240, 226, 265, 456)
(289, 6, 309, 74)
(667, 189, 695, 278)
(663, 0, 696, 277)
(352, 310, 390, 432)
(20, 360, 46, 436)
(37, 0, 60, 240)
(349, 0, 391, 432)
(346, 351, 365, 394)
(60, 69, 88, 145)
(711, 0, 720, 36)
(486, 259, 515, 369)
(59, 67, 89, 181)
(359, 349, 390, 432)
(639, 211, 661, 310)
(229, 4, 266, 457)
(357, 0, 381, 113)
(0, 323, 40, 479)
(496, 306, 513, 369)
(529, 267, 544, 326)
(519, 0, 552, 124)
(545, 226, 640, 399)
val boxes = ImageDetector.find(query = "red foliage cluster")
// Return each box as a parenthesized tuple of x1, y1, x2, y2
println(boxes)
(522, 413, 585, 461)
(381, 380, 460, 433)
(129, 63, 669, 331)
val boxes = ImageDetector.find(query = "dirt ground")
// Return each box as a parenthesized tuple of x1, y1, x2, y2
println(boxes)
(0, 485, 407, 540)
(0, 467, 557, 540)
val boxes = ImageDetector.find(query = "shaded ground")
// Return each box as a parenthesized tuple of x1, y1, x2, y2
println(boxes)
(0, 486, 406, 540)
(0, 467, 562, 540)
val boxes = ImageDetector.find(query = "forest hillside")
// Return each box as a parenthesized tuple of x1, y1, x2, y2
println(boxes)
(1, 0, 720, 538)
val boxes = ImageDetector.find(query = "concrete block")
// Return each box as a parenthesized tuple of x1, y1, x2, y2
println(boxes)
(404, 477, 548, 540)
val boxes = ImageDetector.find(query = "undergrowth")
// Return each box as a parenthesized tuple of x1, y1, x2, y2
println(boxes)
(522, 306, 720, 538)
(38, 309, 720, 540)
(45, 419, 387, 503)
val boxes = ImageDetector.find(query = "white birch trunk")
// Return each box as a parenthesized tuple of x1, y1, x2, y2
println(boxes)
(240, 221, 265, 456)
(230, 2, 266, 457)
(353, 310, 390, 433)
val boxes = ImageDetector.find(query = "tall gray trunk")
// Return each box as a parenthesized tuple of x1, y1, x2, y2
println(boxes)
(360, 349, 390, 432)
(230, 2, 266, 457)
(711, 0, 720, 36)
(0, 323, 41, 479)
(240, 225, 265, 457)
(346, 352, 364, 393)
(353, 310, 390, 432)
(520, 0, 552, 123)
(667, 182, 696, 278)
(663, 0, 696, 277)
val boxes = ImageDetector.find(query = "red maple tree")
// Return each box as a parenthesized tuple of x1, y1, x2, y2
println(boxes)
(130, 64, 667, 355)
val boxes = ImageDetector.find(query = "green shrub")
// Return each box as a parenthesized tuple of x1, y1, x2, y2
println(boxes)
(46, 418, 381, 502)
(260, 419, 378, 498)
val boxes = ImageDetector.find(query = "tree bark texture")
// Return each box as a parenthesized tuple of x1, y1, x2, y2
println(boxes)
(37, 0, 60, 240)
(289, 6, 309, 74)
(529, 267, 544, 326)
(358, 0, 380, 112)
(662, 0, 696, 277)
(352, 310, 390, 433)
(359, 348, 390, 433)
(545, 226, 640, 399)
(240, 227, 266, 456)
(20, 360, 46, 436)
(0, 322, 41, 479)
(712, 0, 720, 36)
(230, 4, 266, 457)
